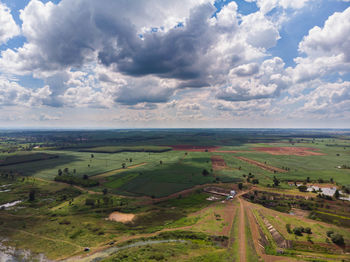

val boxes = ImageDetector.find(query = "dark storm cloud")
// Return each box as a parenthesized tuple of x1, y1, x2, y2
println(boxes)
(98, 4, 216, 80)
(15, 0, 216, 83)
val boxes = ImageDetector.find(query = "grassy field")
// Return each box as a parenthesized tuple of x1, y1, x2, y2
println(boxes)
(1, 130, 350, 261)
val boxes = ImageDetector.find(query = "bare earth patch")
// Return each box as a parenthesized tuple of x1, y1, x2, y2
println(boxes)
(108, 212, 135, 223)
(211, 155, 227, 170)
(254, 147, 325, 156)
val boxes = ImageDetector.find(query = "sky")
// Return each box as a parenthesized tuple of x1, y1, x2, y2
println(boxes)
(0, 0, 349, 129)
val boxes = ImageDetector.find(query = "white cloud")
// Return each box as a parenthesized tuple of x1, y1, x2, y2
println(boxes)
(245, 0, 312, 14)
(293, 7, 350, 82)
(0, 77, 51, 107)
(0, 2, 20, 44)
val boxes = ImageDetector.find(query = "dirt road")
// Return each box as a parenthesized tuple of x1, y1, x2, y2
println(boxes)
(238, 197, 246, 262)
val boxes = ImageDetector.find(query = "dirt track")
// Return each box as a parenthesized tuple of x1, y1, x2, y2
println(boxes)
(92, 162, 147, 179)
(238, 197, 246, 262)
(254, 147, 325, 156)
(235, 156, 286, 173)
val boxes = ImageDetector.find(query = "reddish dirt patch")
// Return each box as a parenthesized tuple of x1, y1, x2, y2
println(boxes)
(170, 145, 220, 152)
(235, 156, 286, 173)
(254, 147, 325, 156)
(211, 155, 227, 170)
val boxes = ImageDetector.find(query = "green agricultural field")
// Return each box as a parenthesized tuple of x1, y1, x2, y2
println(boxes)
(104, 151, 213, 197)
(0, 150, 183, 181)
(80, 145, 172, 153)
(1, 129, 350, 261)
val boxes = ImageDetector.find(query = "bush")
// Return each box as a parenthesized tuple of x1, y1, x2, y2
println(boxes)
(202, 169, 210, 176)
(252, 179, 259, 184)
(286, 224, 292, 234)
(331, 234, 344, 245)
(298, 185, 308, 192)
(85, 198, 95, 206)
(326, 230, 334, 237)
(304, 227, 312, 234)
(293, 227, 304, 236)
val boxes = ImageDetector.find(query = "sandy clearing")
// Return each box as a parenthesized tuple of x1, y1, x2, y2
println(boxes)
(108, 212, 135, 223)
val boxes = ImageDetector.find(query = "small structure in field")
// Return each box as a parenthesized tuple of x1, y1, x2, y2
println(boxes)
(204, 187, 236, 199)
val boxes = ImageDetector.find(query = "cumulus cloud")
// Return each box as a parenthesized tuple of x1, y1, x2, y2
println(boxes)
(0, 0, 279, 90)
(217, 57, 290, 101)
(0, 2, 20, 44)
(299, 81, 350, 116)
(0, 77, 51, 107)
(245, 0, 312, 14)
(293, 7, 350, 82)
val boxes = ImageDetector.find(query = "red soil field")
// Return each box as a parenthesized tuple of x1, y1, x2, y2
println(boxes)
(253, 147, 325, 156)
(170, 145, 220, 152)
(211, 155, 227, 170)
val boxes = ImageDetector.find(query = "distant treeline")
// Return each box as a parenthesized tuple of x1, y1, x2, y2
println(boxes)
(79, 146, 172, 153)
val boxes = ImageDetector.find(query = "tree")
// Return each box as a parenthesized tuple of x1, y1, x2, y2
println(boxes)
(334, 189, 340, 199)
(252, 179, 259, 184)
(91, 154, 94, 158)
(102, 188, 108, 195)
(58, 169, 62, 176)
(122, 163, 126, 169)
(202, 169, 209, 176)
(330, 177, 334, 183)
(238, 183, 243, 190)
(273, 176, 280, 187)
(129, 158, 132, 163)
(64, 167, 69, 174)
(73, 169, 76, 174)
(160, 160, 163, 165)
(29, 190, 36, 201)
(306, 177, 310, 183)
(298, 185, 308, 192)
(83, 174, 89, 180)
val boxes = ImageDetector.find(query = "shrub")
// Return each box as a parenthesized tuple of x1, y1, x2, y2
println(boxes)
(331, 234, 344, 245)
(252, 179, 259, 184)
(326, 230, 334, 237)
(85, 198, 95, 206)
(286, 224, 292, 234)
(293, 227, 304, 236)
(202, 169, 210, 176)
(298, 185, 308, 192)
(304, 227, 312, 234)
